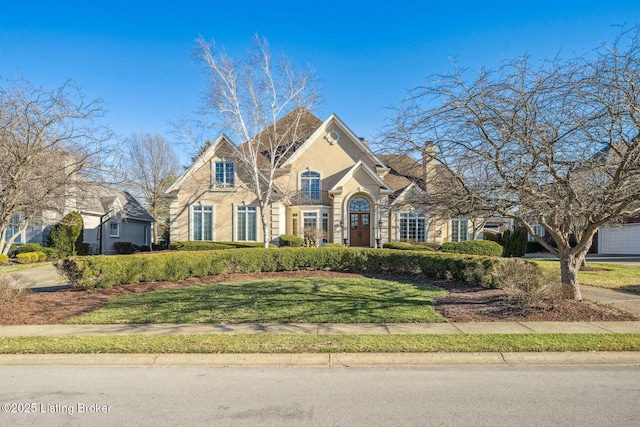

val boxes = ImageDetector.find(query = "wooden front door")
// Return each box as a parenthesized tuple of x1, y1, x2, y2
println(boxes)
(350, 213, 370, 247)
(349, 196, 372, 247)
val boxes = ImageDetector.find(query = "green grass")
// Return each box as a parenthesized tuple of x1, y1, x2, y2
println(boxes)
(69, 278, 447, 324)
(1, 334, 639, 354)
(533, 259, 640, 293)
(0, 263, 47, 274)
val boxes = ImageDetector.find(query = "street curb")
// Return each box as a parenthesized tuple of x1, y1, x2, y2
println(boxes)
(0, 352, 639, 367)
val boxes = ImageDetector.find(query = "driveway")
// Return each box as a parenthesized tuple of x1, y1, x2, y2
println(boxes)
(6, 264, 70, 292)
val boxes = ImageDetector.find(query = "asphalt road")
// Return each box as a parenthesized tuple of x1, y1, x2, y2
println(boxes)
(1, 365, 639, 426)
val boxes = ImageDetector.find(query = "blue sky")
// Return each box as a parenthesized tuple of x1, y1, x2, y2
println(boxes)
(1, 1, 639, 161)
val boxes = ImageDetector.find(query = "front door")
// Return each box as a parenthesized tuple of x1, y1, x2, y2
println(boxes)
(350, 213, 370, 246)
(349, 196, 371, 247)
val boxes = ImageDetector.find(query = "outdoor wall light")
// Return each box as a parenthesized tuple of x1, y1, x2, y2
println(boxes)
(339, 219, 344, 227)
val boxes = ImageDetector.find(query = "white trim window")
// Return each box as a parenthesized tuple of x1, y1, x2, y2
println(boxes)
(300, 171, 321, 202)
(529, 224, 545, 241)
(5, 214, 24, 244)
(322, 212, 329, 243)
(109, 221, 120, 238)
(192, 205, 213, 241)
(236, 206, 257, 241)
(399, 213, 427, 242)
(450, 217, 468, 242)
(213, 161, 235, 188)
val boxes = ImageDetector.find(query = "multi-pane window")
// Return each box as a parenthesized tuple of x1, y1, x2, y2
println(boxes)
(236, 206, 257, 241)
(292, 213, 298, 236)
(214, 162, 235, 187)
(109, 222, 120, 238)
(322, 213, 329, 243)
(5, 214, 23, 244)
(399, 213, 426, 242)
(192, 205, 213, 241)
(303, 212, 317, 229)
(529, 224, 545, 241)
(451, 217, 468, 242)
(300, 171, 320, 201)
(349, 197, 370, 212)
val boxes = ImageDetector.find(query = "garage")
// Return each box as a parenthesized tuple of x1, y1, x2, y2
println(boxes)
(598, 224, 640, 255)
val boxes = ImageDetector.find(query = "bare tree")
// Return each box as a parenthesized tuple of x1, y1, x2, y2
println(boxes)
(121, 133, 180, 244)
(195, 35, 320, 248)
(0, 77, 111, 255)
(382, 28, 640, 300)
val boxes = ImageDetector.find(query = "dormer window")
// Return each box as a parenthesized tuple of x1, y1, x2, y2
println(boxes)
(300, 171, 320, 202)
(213, 161, 235, 188)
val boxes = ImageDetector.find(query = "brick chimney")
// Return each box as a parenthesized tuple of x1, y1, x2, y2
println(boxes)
(422, 142, 436, 193)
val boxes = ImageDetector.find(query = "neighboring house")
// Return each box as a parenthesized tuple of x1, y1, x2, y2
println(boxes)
(166, 111, 482, 247)
(597, 217, 640, 255)
(6, 186, 154, 255)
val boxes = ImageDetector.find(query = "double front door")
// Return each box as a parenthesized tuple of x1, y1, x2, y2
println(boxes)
(349, 212, 370, 247)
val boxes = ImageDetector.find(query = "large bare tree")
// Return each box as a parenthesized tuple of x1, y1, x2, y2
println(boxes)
(0, 77, 111, 255)
(383, 28, 640, 300)
(195, 35, 320, 248)
(121, 133, 180, 244)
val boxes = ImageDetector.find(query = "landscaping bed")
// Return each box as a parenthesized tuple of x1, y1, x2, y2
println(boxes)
(0, 271, 636, 325)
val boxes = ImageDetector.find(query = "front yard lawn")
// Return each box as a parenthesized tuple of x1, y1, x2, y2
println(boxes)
(69, 277, 447, 324)
(533, 260, 640, 293)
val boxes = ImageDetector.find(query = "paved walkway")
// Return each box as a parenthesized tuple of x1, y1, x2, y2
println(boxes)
(2, 321, 640, 337)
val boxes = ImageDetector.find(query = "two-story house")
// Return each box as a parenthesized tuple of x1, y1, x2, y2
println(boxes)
(166, 111, 477, 247)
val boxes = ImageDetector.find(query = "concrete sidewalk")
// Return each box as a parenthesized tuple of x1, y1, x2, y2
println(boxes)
(2, 321, 640, 337)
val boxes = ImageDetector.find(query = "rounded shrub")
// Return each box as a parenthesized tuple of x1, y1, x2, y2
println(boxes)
(13, 243, 44, 255)
(441, 240, 503, 257)
(16, 252, 37, 264)
(279, 234, 303, 247)
(0, 254, 9, 265)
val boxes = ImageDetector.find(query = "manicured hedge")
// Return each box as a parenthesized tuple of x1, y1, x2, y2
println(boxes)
(16, 251, 46, 264)
(169, 241, 270, 251)
(383, 242, 435, 251)
(441, 240, 504, 257)
(58, 247, 502, 290)
(0, 254, 8, 265)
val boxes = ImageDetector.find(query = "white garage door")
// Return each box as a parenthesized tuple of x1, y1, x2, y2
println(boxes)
(599, 224, 640, 255)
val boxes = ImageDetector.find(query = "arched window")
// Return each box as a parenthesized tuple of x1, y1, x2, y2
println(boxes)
(349, 197, 370, 212)
(301, 171, 320, 201)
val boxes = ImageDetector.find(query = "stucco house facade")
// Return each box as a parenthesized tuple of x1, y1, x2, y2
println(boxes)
(166, 111, 481, 247)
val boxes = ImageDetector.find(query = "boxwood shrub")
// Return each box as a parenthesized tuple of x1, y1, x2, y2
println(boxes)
(0, 254, 8, 265)
(441, 240, 504, 257)
(16, 252, 46, 264)
(279, 234, 304, 247)
(58, 247, 502, 290)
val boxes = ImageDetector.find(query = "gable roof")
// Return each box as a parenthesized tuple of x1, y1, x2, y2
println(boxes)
(282, 113, 389, 171)
(329, 160, 392, 194)
(77, 186, 154, 222)
(165, 134, 237, 194)
(389, 182, 427, 207)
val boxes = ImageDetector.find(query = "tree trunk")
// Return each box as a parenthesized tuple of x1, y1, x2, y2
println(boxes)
(261, 211, 270, 249)
(559, 254, 584, 301)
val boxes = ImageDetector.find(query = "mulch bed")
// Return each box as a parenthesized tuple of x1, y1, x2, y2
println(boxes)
(0, 271, 637, 325)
